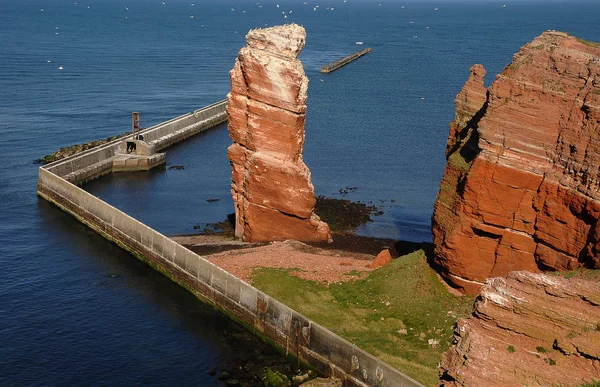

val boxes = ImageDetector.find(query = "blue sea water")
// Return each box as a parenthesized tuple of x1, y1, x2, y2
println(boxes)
(1, 0, 598, 384)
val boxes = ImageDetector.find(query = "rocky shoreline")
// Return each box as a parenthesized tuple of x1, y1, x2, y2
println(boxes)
(34, 132, 128, 164)
(212, 323, 319, 386)
(179, 195, 407, 257)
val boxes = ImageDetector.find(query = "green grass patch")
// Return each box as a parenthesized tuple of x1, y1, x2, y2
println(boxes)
(447, 151, 471, 172)
(344, 269, 363, 277)
(550, 268, 600, 281)
(251, 250, 475, 387)
(536, 346, 548, 353)
(577, 38, 600, 48)
(507, 345, 516, 353)
(580, 382, 600, 387)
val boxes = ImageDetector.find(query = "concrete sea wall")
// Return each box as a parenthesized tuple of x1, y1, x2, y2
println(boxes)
(37, 101, 423, 387)
(45, 100, 227, 184)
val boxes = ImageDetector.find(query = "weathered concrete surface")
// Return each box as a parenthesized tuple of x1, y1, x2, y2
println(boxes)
(301, 377, 343, 387)
(227, 24, 331, 243)
(37, 100, 422, 387)
(44, 100, 227, 185)
(111, 153, 165, 172)
(432, 31, 600, 294)
(438, 271, 600, 387)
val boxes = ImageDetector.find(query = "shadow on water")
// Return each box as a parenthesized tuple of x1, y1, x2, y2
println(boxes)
(36, 198, 302, 385)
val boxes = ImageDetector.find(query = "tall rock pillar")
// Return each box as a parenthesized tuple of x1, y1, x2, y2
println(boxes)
(226, 24, 331, 243)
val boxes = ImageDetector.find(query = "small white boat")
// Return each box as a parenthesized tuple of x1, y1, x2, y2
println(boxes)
(58, 66, 64, 70)
(356, 41, 363, 45)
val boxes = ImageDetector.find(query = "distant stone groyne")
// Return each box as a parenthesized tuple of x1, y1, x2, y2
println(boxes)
(37, 100, 422, 387)
(321, 48, 372, 74)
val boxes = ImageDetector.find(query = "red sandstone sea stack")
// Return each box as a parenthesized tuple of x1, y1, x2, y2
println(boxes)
(432, 31, 600, 294)
(227, 24, 331, 243)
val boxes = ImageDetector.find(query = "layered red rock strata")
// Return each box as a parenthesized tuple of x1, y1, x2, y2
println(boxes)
(432, 31, 600, 294)
(227, 24, 331, 243)
(439, 271, 600, 386)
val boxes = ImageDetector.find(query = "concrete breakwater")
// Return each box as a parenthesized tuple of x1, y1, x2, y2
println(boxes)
(37, 101, 422, 387)
(321, 48, 373, 74)
(44, 100, 227, 185)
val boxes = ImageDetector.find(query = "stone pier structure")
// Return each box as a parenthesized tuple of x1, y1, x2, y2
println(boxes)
(37, 100, 422, 387)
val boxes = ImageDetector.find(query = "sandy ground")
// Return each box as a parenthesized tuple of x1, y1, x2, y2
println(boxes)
(171, 234, 246, 247)
(169, 234, 464, 296)
(171, 235, 378, 284)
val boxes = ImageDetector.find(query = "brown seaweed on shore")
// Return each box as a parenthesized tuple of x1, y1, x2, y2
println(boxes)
(314, 195, 381, 232)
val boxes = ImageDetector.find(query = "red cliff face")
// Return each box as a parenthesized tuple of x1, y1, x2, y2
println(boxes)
(432, 31, 600, 294)
(227, 24, 331, 243)
(439, 271, 600, 387)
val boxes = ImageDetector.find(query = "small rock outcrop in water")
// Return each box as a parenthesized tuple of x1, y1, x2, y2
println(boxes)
(432, 31, 600, 294)
(438, 271, 600, 386)
(227, 24, 331, 243)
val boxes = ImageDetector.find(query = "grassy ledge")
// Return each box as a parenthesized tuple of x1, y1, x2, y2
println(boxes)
(251, 250, 475, 387)
(576, 38, 600, 48)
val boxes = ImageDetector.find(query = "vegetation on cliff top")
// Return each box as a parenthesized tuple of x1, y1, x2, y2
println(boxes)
(252, 250, 475, 387)
(576, 38, 600, 48)
(549, 267, 600, 281)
